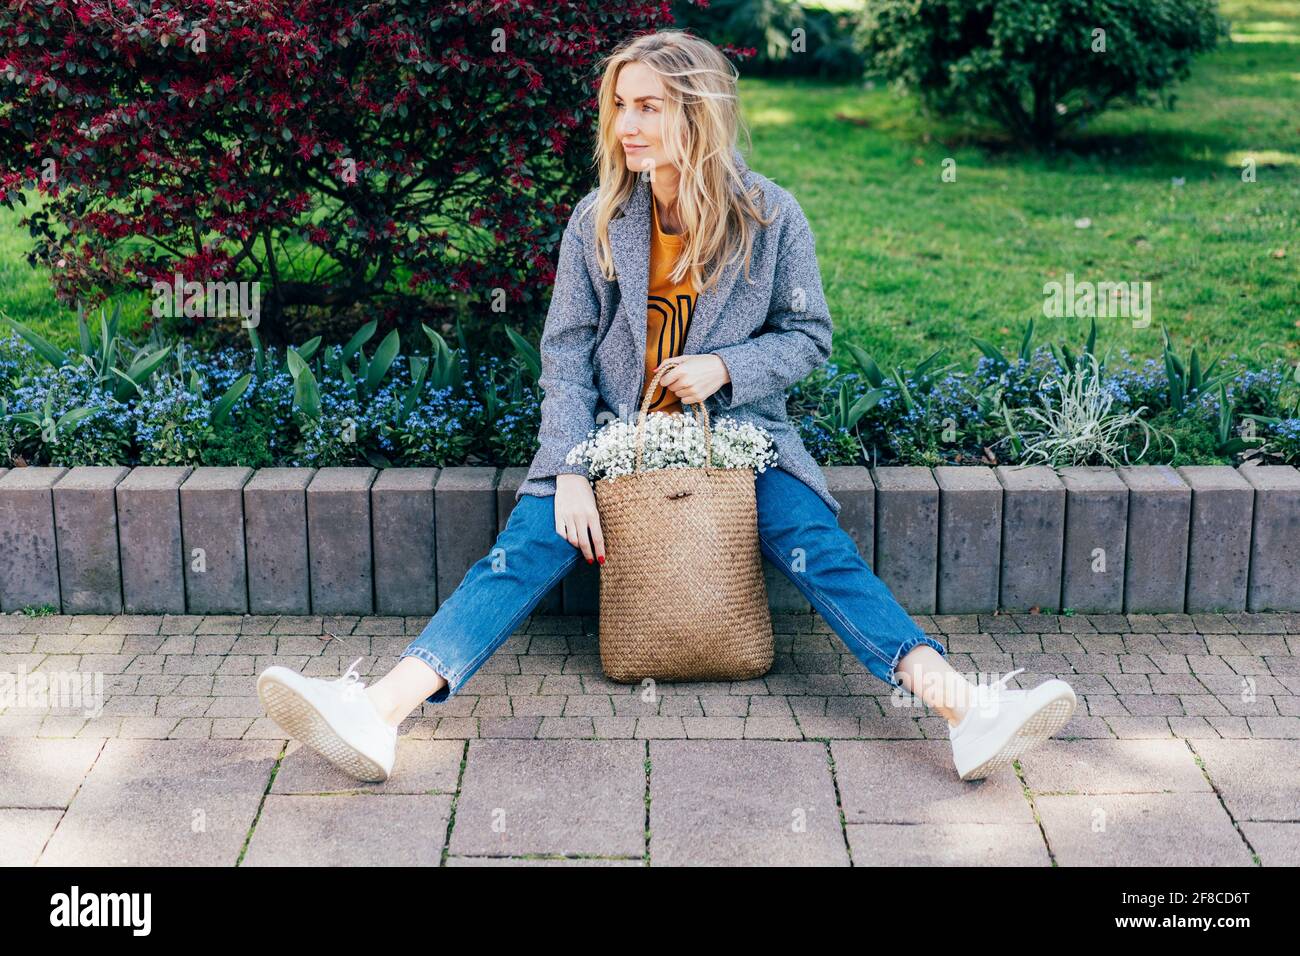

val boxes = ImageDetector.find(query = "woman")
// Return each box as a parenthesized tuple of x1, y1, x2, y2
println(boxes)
(257, 29, 1078, 785)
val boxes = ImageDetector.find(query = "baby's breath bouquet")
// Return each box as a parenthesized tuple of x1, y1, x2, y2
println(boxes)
(564, 409, 778, 482)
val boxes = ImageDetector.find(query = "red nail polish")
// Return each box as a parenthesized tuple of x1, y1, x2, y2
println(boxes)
(597, 555, 605, 565)
(587, 557, 593, 564)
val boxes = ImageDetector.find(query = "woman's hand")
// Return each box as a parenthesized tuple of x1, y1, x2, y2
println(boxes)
(655, 354, 730, 405)
(554, 473, 605, 565)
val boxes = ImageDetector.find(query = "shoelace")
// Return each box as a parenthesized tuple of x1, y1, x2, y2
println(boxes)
(973, 667, 1026, 711)
(335, 656, 368, 703)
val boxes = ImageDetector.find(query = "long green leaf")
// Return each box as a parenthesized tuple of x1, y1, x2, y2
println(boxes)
(1018, 318, 1035, 364)
(341, 320, 377, 366)
(293, 363, 321, 419)
(845, 342, 884, 387)
(247, 324, 265, 375)
(365, 329, 400, 393)
(969, 336, 1008, 370)
(56, 407, 96, 430)
(401, 357, 429, 419)
(0, 313, 68, 368)
(846, 387, 885, 428)
(297, 336, 322, 363)
(110, 366, 145, 399)
(113, 345, 172, 402)
(210, 373, 251, 427)
(505, 325, 541, 381)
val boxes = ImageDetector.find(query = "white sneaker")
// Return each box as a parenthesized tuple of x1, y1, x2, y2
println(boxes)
(256, 657, 397, 783)
(949, 667, 1077, 781)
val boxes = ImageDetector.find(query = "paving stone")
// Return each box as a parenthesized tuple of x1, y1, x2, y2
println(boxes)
(1192, 739, 1300, 821)
(1238, 822, 1300, 866)
(3, 609, 1298, 866)
(1168, 716, 1221, 739)
(1105, 716, 1174, 738)
(161, 615, 206, 636)
(832, 740, 1035, 823)
(682, 716, 747, 738)
(449, 739, 644, 858)
(168, 718, 212, 739)
(0, 738, 104, 807)
(536, 717, 595, 738)
(117, 716, 180, 739)
(36, 739, 279, 865)
(1034, 792, 1253, 865)
(244, 793, 453, 866)
(846, 822, 1049, 866)
(210, 718, 256, 739)
(447, 855, 643, 865)
(1017, 738, 1209, 793)
(649, 740, 847, 865)
(0, 809, 63, 865)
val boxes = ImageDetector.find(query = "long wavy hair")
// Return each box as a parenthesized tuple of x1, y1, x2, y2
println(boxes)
(578, 29, 778, 296)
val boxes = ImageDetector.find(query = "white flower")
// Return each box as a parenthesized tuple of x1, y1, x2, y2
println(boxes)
(564, 410, 779, 482)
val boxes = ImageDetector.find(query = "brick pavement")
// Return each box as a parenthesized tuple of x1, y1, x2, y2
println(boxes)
(2, 610, 1298, 865)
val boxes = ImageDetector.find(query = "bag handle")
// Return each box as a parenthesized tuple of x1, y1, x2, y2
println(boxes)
(634, 359, 713, 474)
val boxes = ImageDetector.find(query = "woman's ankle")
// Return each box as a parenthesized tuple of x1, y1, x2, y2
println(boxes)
(364, 685, 407, 727)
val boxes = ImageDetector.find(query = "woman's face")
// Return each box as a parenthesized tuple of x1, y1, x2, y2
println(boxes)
(614, 62, 673, 177)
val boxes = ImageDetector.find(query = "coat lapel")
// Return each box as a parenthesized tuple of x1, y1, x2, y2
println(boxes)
(607, 147, 752, 416)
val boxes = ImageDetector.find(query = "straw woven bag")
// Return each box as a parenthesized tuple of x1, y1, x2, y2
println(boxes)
(592, 360, 774, 683)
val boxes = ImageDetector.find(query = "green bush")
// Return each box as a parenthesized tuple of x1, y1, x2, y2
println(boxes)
(672, 0, 866, 80)
(855, 0, 1224, 145)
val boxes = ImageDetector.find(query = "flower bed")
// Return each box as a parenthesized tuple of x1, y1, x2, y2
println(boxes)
(2, 312, 1298, 473)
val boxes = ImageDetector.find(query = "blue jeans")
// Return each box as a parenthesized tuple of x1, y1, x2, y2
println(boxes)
(400, 465, 947, 703)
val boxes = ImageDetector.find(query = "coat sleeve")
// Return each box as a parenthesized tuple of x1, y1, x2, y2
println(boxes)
(532, 213, 600, 480)
(707, 198, 832, 411)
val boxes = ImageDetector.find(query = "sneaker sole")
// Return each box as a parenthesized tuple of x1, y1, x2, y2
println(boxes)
(958, 686, 1077, 781)
(257, 672, 390, 783)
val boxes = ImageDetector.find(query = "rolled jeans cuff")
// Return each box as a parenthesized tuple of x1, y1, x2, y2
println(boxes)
(885, 632, 948, 689)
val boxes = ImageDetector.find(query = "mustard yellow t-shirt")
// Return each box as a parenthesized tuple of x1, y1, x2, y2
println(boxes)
(644, 197, 697, 416)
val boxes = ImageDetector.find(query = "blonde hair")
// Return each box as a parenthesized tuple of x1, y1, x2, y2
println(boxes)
(579, 29, 778, 296)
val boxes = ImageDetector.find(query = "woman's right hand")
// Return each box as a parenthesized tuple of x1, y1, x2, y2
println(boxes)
(554, 473, 606, 565)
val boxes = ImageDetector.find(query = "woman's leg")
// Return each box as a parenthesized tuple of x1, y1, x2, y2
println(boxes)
(754, 466, 983, 726)
(364, 491, 581, 726)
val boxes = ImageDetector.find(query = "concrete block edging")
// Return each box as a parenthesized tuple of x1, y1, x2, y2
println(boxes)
(0, 464, 1295, 617)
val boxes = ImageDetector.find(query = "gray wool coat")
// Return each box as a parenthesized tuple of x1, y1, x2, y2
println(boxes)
(516, 146, 842, 517)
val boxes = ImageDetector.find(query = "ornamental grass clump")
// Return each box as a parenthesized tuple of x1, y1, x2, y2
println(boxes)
(565, 410, 778, 482)
(1013, 352, 1155, 467)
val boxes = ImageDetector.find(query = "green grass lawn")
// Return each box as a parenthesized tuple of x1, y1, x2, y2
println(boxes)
(743, 0, 1300, 371)
(2, 0, 1297, 371)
